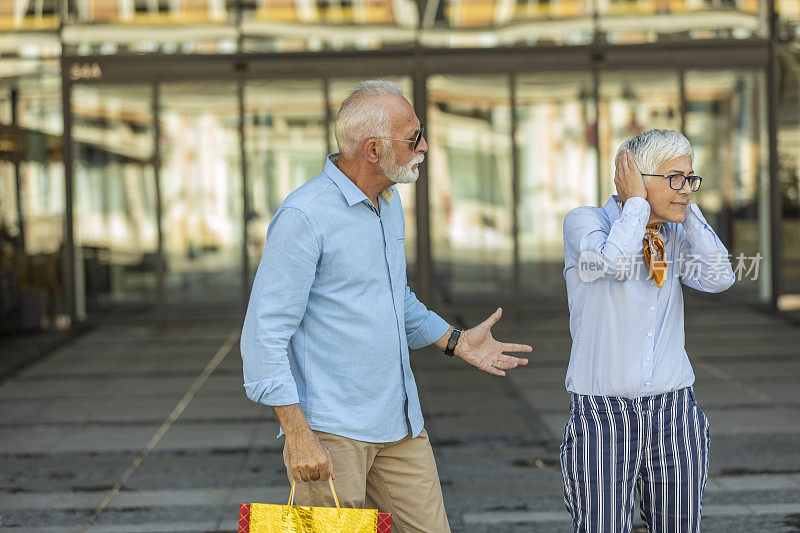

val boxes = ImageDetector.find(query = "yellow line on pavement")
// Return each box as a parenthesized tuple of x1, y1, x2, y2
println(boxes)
(81, 328, 241, 533)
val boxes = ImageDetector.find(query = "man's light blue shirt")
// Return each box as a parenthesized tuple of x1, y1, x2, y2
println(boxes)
(562, 196, 735, 399)
(240, 154, 450, 443)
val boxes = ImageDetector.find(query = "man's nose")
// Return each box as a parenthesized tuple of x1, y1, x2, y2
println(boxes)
(417, 135, 428, 154)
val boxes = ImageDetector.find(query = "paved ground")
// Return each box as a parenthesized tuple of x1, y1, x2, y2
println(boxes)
(1, 291, 800, 532)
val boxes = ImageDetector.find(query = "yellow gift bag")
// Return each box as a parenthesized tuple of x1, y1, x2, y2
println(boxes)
(239, 479, 393, 533)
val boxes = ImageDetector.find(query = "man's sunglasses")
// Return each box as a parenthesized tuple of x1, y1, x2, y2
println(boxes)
(374, 124, 425, 151)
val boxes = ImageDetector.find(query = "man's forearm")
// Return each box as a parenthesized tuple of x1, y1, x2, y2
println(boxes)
(271, 404, 313, 439)
(433, 326, 454, 351)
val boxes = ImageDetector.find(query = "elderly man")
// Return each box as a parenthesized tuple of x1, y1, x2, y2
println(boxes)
(560, 129, 734, 533)
(240, 80, 532, 533)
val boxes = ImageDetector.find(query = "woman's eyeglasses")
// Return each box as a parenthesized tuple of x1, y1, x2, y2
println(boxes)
(641, 173, 702, 192)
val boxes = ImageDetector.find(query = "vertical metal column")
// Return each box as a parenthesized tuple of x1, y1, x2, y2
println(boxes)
(592, 67, 602, 206)
(238, 76, 251, 309)
(10, 89, 25, 253)
(509, 73, 521, 300)
(60, 68, 76, 324)
(678, 68, 687, 135)
(323, 76, 333, 156)
(767, 0, 781, 309)
(235, 0, 248, 309)
(152, 82, 165, 317)
(413, 71, 432, 305)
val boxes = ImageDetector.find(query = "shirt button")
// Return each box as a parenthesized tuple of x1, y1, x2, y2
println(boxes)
(647, 332, 653, 338)
(646, 382, 652, 387)
(649, 306, 655, 311)
(631, 222, 635, 227)
(646, 356, 652, 362)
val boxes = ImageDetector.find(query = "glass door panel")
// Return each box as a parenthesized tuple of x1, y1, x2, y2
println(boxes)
(244, 79, 328, 281)
(516, 72, 597, 294)
(2, 71, 66, 329)
(778, 55, 800, 301)
(159, 82, 242, 304)
(598, 70, 681, 199)
(428, 74, 513, 300)
(72, 84, 157, 308)
(685, 70, 769, 301)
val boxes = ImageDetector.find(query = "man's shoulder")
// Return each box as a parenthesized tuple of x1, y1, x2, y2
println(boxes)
(279, 173, 337, 214)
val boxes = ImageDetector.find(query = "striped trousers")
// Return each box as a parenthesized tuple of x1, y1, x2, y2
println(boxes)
(559, 387, 710, 533)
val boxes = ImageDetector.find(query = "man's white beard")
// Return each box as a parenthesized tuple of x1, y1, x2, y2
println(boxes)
(381, 149, 424, 184)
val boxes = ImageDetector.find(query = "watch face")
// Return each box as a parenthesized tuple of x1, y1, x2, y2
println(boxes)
(445, 329, 460, 355)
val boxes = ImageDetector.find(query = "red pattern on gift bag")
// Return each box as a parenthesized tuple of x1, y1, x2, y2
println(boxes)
(238, 504, 250, 533)
(377, 512, 392, 533)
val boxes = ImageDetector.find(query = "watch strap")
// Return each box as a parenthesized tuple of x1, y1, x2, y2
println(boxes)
(443, 328, 461, 357)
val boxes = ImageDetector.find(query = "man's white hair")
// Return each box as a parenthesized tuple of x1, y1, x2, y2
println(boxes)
(615, 129, 694, 185)
(334, 80, 404, 154)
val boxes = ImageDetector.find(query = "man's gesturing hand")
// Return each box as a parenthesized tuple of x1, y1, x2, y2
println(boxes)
(284, 429, 335, 483)
(455, 308, 532, 376)
(615, 148, 647, 205)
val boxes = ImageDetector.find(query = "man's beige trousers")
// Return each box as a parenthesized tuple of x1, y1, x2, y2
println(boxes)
(287, 428, 451, 533)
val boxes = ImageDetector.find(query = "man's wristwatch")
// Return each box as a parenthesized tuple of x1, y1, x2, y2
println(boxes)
(443, 328, 462, 357)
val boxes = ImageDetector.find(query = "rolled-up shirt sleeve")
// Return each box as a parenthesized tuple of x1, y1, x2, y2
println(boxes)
(240, 207, 320, 406)
(678, 203, 735, 293)
(403, 285, 450, 350)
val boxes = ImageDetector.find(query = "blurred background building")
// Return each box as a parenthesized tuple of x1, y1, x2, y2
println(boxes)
(0, 0, 799, 332)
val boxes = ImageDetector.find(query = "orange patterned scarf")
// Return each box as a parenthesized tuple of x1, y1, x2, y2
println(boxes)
(644, 225, 667, 288)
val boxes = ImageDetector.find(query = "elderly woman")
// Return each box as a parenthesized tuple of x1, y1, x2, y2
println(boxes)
(560, 129, 734, 533)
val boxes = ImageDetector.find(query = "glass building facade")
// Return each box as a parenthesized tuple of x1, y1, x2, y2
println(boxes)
(1, 0, 799, 330)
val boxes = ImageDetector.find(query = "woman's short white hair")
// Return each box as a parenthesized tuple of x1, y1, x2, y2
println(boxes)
(334, 80, 404, 154)
(615, 129, 694, 185)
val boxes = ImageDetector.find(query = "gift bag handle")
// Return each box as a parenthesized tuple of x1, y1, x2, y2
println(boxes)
(286, 479, 341, 516)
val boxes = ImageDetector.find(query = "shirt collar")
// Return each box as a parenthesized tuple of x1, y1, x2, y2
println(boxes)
(324, 153, 395, 207)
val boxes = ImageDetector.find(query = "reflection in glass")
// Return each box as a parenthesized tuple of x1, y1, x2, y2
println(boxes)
(62, 0, 236, 54)
(1, 146, 66, 329)
(779, 52, 800, 298)
(599, 0, 767, 43)
(72, 85, 157, 306)
(241, 0, 418, 52)
(685, 70, 769, 300)
(0, 163, 20, 239)
(160, 82, 242, 303)
(16, 71, 62, 136)
(0, 161, 22, 328)
(599, 71, 681, 198)
(244, 79, 327, 279)
(776, 0, 800, 39)
(0, 89, 11, 123)
(516, 73, 597, 293)
(428, 75, 513, 298)
(419, 0, 594, 47)
(0, 0, 59, 30)
(0, 70, 65, 330)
